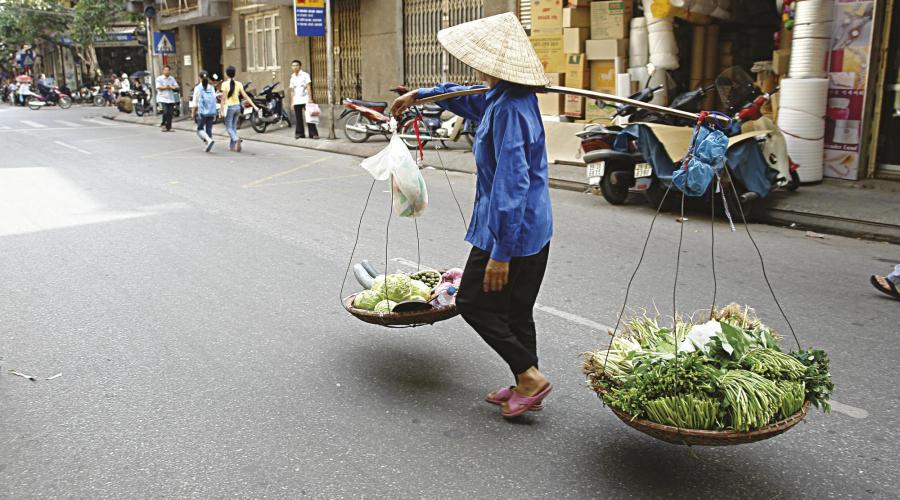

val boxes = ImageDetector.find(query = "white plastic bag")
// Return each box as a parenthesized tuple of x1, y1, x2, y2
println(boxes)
(360, 133, 428, 217)
(305, 102, 321, 124)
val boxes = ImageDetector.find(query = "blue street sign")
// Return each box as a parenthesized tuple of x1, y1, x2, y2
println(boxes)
(295, 0, 325, 37)
(153, 31, 176, 55)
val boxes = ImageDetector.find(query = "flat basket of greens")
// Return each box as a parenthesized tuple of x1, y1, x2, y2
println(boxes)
(583, 304, 833, 446)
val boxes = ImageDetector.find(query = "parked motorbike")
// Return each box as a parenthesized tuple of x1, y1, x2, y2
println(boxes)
(341, 86, 409, 144)
(27, 87, 72, 110)
(132, 89, 154, 117)
(236, 81, 255, 129)
(250, 82, 291, 133)
(581, 67, 796, 216)
(93, 86, 115, 107)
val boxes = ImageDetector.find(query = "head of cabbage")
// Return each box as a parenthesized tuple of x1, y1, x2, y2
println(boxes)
(374, 299, 397, 313)
(372, 274, 412, 302)
(409, 279, 432, 300)
(352, 289, 383, 310)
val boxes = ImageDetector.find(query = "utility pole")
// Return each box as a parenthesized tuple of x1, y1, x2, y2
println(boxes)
(145, 15, 157, 108)
(325, 0, 335, 140)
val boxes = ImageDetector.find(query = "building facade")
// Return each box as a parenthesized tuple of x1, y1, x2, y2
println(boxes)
(131, 0, 516, 106)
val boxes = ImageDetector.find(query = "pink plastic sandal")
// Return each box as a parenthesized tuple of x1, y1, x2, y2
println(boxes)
(486, 386, 543, 411)
(501, 384, 553, 418)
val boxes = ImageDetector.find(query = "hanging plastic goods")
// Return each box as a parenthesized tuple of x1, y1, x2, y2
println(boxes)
(788, 38, 829, 78)
(793, 0, 834, 24)
(629, 18, 649, 68)
(360, 131, 429, 218)
(778, 77, 827, 182)
(642, 0, 679, 71)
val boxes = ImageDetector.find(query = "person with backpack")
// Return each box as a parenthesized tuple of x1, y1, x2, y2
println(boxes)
(191, 71, 217, 152)
(219, 66, 259, 152)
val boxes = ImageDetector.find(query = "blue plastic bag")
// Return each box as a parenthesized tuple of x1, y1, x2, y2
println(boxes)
(673, 126, 728, 197)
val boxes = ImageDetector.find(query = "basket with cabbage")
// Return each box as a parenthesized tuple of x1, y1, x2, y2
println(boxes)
(344, 261, 463, 327)
(582, 304, 833, 446)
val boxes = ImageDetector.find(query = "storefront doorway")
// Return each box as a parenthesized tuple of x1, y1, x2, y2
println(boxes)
(875, 5, 900, 178)
(198, 26, 223, 79)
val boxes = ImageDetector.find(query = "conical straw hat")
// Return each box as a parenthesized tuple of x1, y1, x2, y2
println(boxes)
(437, 12, 549, 87)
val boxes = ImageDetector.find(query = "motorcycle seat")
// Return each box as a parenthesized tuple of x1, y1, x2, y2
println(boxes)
(350, 99, 387, 111)
(583, 149, 644, 164)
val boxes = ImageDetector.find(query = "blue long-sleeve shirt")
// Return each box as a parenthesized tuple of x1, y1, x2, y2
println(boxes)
(417, 81, 553, 262)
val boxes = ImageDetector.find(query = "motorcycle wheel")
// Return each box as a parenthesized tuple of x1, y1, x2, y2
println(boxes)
(251, 112, 268, 133)
(93, 95, 105, 107)
(399, 119, 429, 149)
(58, 96, 72, 109)
(27, 97, 41, 111)
(645, 179, 676, 211)
(600, 166, 631, 205)
(787, 170, 800, 192)
(344, 112, 370, 143)
(135, 105, 144, 117)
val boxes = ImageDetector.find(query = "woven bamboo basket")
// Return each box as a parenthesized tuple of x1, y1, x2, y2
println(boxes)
(343, 294, 459, 327)
(593, 380, 810, 446)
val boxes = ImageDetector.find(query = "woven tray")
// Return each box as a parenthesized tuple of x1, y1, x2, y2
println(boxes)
(343, 294, 459, 327)
(593, 380, 810, 446)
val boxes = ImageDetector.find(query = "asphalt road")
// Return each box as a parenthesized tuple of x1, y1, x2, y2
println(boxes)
(1, 105, 898, 499)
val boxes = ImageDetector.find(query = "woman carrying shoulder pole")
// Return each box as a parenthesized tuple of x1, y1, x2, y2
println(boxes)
(390, 13, 554, 419)
(221, 66, 259, 152)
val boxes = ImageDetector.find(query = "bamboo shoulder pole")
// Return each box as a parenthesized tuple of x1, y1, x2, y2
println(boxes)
(413, 85, 731, 126)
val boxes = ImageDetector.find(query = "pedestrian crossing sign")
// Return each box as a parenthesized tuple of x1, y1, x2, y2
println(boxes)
(153, 31, 176, 55)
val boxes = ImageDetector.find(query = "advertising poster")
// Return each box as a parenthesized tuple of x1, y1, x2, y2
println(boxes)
(824, 0, 875, 180)
(295, 0, 325, 37)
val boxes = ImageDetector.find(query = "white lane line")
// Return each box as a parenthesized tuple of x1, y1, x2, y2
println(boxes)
(0, 125, 137, 133)
(55, 120, 81, 128)
(20, 120, 46, 128)
(389, 257, 612, 332)
(829, 400, 869, 419)
(82, 118, 117, 127)
(0, 125, 9, 129)
(53, 140, 92, 155)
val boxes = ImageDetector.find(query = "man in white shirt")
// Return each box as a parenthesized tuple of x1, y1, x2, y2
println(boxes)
(289, 60, 318, 139)
(155, 65, 179, 132)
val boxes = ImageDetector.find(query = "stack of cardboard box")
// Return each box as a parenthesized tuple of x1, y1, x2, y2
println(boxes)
(528, 0, 633, 121)
(561, 2, 591, 118)
(530, 0, 566, 116)
(584, 0, 631, 122)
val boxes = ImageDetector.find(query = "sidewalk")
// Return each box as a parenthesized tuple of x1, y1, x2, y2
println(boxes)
(104, 110, 899, 244)
(102, 109, 589, 190)
(767, 179, 900, 244)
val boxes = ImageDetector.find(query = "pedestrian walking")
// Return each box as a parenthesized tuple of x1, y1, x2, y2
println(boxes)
(156, 65, 179, 132)
(220, 66, 259, 152)
(390, 13, 553, 419)
(289, 60, 318, 139)
(871, 264, 900, 300)
(191, 71, 217, 152)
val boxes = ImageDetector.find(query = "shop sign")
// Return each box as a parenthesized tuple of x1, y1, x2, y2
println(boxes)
(824, 0, 875, 180)
(295, 0, 325, 37)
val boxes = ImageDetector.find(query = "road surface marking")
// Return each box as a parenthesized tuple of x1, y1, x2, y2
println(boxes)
(21, 120, 46, 128)
(140, 145, 199, 159)
(82, 118, 116, 126)
(259, 172, 368, 187)
(54, 141, 92, 155)
(0, 125, 137, 133)
(242, 157, 330, 188)
(829, 400, 869, 419)
(389, 258, 613, 332)
(54, 120, 81, 128)
(0, 125, 8, 129)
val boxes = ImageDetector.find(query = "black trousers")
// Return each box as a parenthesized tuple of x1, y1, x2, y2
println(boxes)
(456, 244, 550, 380)
(160, 103, 175, 130)
(293, 104, 319, 138)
